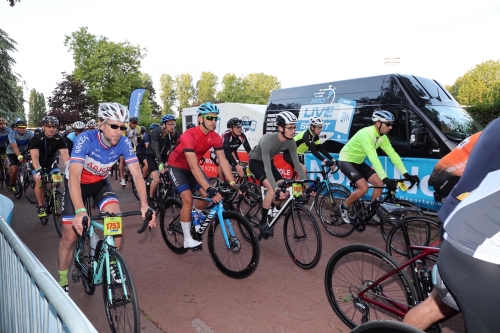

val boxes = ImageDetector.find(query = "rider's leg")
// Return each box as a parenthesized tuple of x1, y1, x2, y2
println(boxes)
(366, 173, 383, 201)
(9, 164, 18, 189)
(142, 159, 149, 179)
(119, 157, 126, 186)
(178, 189, 202, 248)
(403, 289, 458, 330)
(34, 176, 46, 216)
(149, 170, 160, 200)
(344, 178, 369, 207)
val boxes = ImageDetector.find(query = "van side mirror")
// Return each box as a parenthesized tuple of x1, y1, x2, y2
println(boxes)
(410, 127, 428, 148)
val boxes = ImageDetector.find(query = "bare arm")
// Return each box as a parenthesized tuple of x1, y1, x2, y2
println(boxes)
(215, 149, 236, 183)
(30, 148, 41, 170)
(128, 161, 156, 225)
(68, 162, 86, 235)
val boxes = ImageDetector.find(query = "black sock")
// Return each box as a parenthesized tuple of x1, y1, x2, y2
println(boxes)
(261, 208, 269, 225)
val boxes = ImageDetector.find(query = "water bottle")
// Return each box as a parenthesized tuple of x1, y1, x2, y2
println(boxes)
(191, 210, 200, 231)
(196, 211, 206, 232)
(420, 267, 432, 295)
(90, 231, 99, 256)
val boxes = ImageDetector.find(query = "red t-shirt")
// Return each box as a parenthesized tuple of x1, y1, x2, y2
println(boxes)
(168, 127, 223, 170)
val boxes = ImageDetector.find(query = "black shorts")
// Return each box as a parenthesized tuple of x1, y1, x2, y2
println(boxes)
(168, 166, 205, 194)
(7, 153, 21, 167)
(136, 153, 147, 166)
(0, 146, 6, 155)
(62, 178, 118, 225)
(29, 160, 59, 175)
(145, 155, 159, 172)
(338, 161, 376, 184)
(249, 159, 283, 185)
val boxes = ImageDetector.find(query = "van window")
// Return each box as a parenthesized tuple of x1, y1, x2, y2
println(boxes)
(420, 106, 482, 141)
(387, 109, 428, 145)
(186, 115, 193, 124)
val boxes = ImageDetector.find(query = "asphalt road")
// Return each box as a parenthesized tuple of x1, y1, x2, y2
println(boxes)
(6, 176, 465, 333)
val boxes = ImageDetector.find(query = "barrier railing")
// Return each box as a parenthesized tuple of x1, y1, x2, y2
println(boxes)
(0, 207, 97, 333)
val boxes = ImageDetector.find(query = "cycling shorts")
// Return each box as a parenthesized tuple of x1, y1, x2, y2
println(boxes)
(167, 166, 206, 195)
(136, 153, 147, 166)
(62, 178, 119, 225)
(145, 155, 168, 173)
(29, 160, 59, 175)
(249, 159, 282, 185)
(7, 153, 23, 167)
(0, 146, 6, 155)
(338, 161, 376, 184)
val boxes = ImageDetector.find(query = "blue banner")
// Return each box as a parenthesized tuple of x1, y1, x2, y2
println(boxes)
(128, 88, 146, 119)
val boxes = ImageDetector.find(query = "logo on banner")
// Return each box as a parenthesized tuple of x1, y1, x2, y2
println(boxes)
(241, 116, 257, 132)
(311, 85, 336, 104)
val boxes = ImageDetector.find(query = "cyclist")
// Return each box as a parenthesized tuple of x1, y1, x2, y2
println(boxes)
(282, 116, 336, 175)
(118, 116, 139, 187)
(0, 118, 12, 183)
(64, 121, 86, 157)
(64, 125, 72, 136)
(135, 125, 147, 177)
(248, 111, 307, 238)
(403, 117, 500, 333)
(29, 116, 70, 217)
(146, 114, 179, 207)
(6, 119, 34, 193)
(86, 119, 96, 130)
(186, 122, 196, 129)
(167, 102, 237, 248)
(337, 110, 419, 226)
(57, 102, 155, 293)
(209, 117, 251, 181)
(34, 128, 42, 135)
(428, 131, 481, 202)
(141, 123, 160, 179)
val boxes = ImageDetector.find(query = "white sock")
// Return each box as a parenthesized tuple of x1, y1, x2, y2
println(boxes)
(181, 221, 192, 240)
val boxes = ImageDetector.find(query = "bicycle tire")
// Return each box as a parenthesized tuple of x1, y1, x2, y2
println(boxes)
(75, 232, 95, 295)
(159, 198, 189, 254)
(207, 210, 260, 279)
(53, 190, 64, 237)
(236, 190, 261, 228)
(13, 176, 23, 199)
(130, 177, 140, 200)
(283, 205, 322, 269)
(325, 244, 417, 329)
(0, 166, 3, 189)
(386, 217, 441, 262)
(350, 320, 426, 333)
(379, 200, 423, 241)
(318, 189, 355, 237)
(103, 248, 140, 333)
(23, 172, 36, 204)
(313, 182, 351, 215)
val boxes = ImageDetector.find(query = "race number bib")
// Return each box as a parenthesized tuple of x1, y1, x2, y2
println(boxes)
(292, 183, 303, 197)
(398, 182, 408, 191)
(104, 216, 123, 236)
(52, 173, 63, 183)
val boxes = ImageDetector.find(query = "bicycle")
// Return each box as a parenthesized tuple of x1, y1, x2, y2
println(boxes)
(37, 169, 65, 236)
(240, 178, 323, 270)
(159, 182, 260, 279)
(207, 161, 261, 196)
(317, 179, 422, 239)
(7, 153, 30, 199)
(0, 153, 10, 189)
(72, 210, 153, 333)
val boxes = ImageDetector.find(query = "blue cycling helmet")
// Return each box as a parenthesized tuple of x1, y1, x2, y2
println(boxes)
(197, 102, 220, 115)
(372, 110, 394, 123)
(161, 114, 176, 124)
(149, 122, 160, 130)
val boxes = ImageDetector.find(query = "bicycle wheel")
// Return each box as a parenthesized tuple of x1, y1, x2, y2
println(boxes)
(0, 166, 3, 189)
(283, 206, 322, 269)
(386, 217, 441, 262)
(130, 177, 140, 200)
(103, 248, 140, 333)
(379, 200, 423, 241)
(350, 320, 426, 333)
(13, 176, 23, 199)
(313, 182, 351, 215)
(53, 190, 64, 237)
(159, 198, 189, 254)
(325, 244, 417, 329)
(207, 211, 260, 279)
(236, 190, 261, 228)
(75, 232, 95, 295)
(24, 172, 36, 204)
(318, 189, 355, 237)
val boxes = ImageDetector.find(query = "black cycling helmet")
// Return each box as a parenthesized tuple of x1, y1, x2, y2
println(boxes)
(186, 122, 196, 129)
(129, 116, 139, 124)
(16, 119, 27, 128)
(227, 117, 241, 129)
(140, 126, 146, 134)
(34, 128, 42, 135)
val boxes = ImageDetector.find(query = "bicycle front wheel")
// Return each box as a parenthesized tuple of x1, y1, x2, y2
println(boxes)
(207, 211, 260, 279)
(318, 189, 355, 237)
(159, 198, 189, 254)
(325, 244, 417, 329)
(23, 172, 36, 204)
(283, 206, 322, 269)
(53, 190, 64, 237)
(313, 182, 351, 215)
(14, 176, 23, 199)
(103, 248, 140, 333)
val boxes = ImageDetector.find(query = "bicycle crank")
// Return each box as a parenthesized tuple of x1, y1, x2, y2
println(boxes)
(352, 217, 366, 232)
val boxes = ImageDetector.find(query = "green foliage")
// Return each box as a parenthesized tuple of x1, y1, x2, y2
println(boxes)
(174, 73, 195, 115)
(138, 116, 161, 132)
(64, 27, 146, 106)
(159, 74, 176, 114)
(28, 89, 47, 127)
(0, 28, 23, 118)
(195, 72, 218, 105)
(466, 103, 500, 127)
(140, 73, 161, 118)
(216, 72, 280, 104)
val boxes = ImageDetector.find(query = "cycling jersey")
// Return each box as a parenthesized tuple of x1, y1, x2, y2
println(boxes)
(136, 134, 147, 155)
(69, 129, 138, 184)
(210, 130, 251, 166)
(168, 127, 223, 170)
(432, 131, 481, 177)
(283, 129, 334, 163)
(6, 130, 34, 155)
(146, 127, 179, 163)
(28, 132, 67, 168)
(123, 124, 139, 146)
(338, 125, 407, 180)
(0, 127, 11, 148)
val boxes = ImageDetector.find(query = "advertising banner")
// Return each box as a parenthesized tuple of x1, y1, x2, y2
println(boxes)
(128, 88, 146, 118)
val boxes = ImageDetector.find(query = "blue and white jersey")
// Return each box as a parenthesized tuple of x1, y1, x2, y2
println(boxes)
(0, 127, 11, 148)
(66, 131, 76, 143)
(69, 130, 138, 184)
(6, 130, 34, 154)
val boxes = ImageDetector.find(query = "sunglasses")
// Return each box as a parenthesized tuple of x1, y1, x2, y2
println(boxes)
(383, 122, 394, 127)
(45, 125, 58, 129)
(105, 122, 127, 131)
(202, 116, 219, 121)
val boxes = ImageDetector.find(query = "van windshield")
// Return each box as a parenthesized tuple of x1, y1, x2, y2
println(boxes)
(421, 105, 483, 141)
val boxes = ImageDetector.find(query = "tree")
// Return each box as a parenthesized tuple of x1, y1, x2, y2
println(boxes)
(0, 28, 23, 118)
(174, 73, 195, 116)
(216, 73, 244, 102)
(159, 74, 176, 115)
(195, 72, 218, 105)
(28, 89, 47, 127)
(216, 72, 280, 104)
(140, 73, 161, 119)
(47, 72, 94, 129)
(64, 27, 146, 106)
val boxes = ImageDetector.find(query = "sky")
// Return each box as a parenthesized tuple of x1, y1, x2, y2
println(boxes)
(1, 0, 500, 112)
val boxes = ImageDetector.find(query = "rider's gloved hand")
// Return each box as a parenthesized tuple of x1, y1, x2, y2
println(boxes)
(382, 178, 398, 191)
(206, 186, 218, 198)
(33, 168, 42, 180)
(17, 155, 23, 162)
(274, 189, 283, 200)
(403, 173, 420, 185)
(324, 160, 335, 167)
(158, 163, 164, 171)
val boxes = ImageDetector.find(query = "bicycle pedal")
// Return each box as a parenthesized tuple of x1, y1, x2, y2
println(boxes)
(191, 244, 203, 252)
(71, 269, 81, 282)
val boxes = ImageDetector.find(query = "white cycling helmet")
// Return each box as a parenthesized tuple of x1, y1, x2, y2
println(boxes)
(73, 121, 85, 130)
(372, 110, 394, 123)
(309, 116, 324, 126)
(276, 111, 297, 126)
(98, 102, 129, 123)
(86, 119, 97, 128)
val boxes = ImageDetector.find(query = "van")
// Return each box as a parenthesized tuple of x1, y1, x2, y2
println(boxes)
(263, 74, 483, 211)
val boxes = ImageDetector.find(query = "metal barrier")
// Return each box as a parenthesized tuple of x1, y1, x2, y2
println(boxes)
(0, 212, 97, 333)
